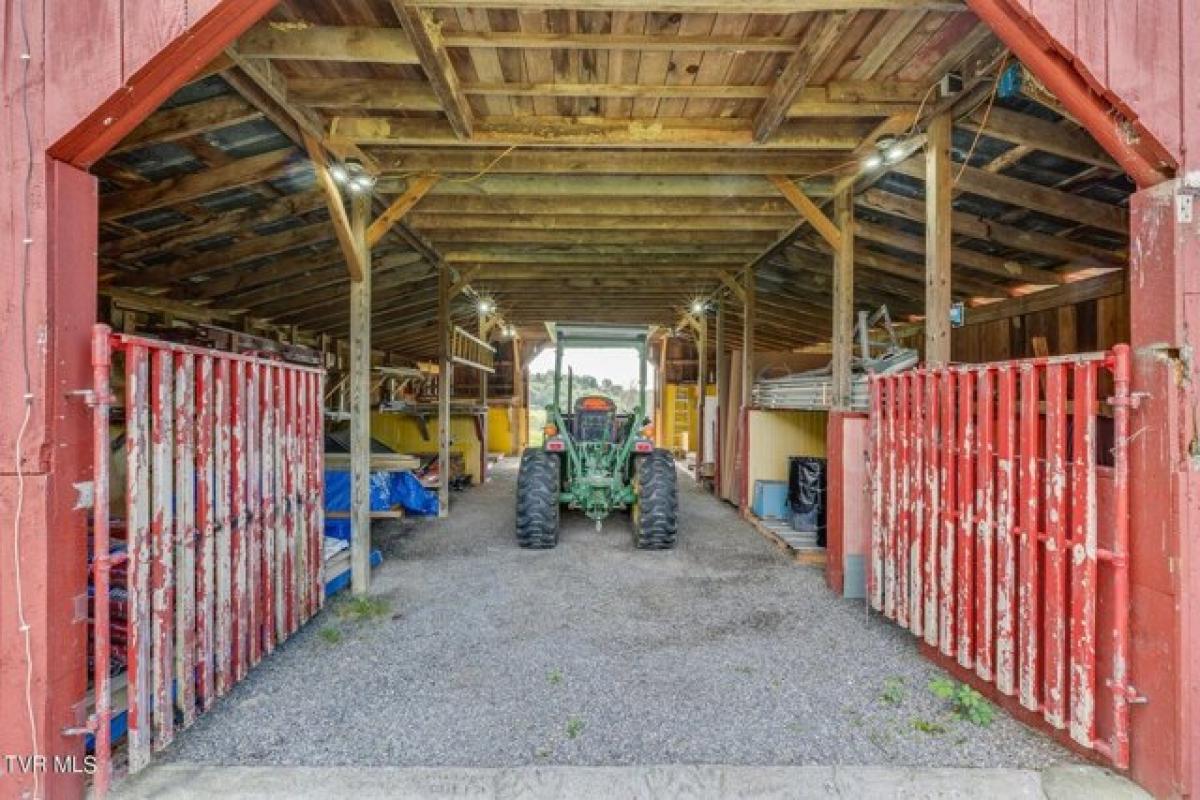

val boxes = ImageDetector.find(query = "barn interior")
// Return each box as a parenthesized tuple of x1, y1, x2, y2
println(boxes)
(86, 0, 1138, 790)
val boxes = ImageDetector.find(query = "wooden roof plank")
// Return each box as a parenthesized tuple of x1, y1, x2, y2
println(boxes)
(393, 3, 475, 138)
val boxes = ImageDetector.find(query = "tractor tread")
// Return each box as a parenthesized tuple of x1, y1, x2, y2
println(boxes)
(633, 449, 678, 550)
(516, 448, 560, 549)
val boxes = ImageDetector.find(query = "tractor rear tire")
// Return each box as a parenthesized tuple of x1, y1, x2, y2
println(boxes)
(516, 448, 560, 549)
(632, 449, 678, 550)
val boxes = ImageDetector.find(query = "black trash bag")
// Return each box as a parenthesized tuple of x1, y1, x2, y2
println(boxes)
(788, 456, 827, 546)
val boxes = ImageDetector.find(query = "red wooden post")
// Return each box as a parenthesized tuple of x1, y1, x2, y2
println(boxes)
(231, 360, 247, 681)
(1068, 360, 1098, 746)
(124, 345, 152, 772)
(883, 377, 897, 619)
(194, 355, 215, 713)
(1043, 363, 1068, 729)
(1107, 344, 1132, 770)
(246, 363, 262, 666)
(171, 352, 195, 729)
(896, 374, 911, 628)
(215, 357, 233, 696)
(956, 368, 975, 669)
(938, 369, 956, 658)
(995, 365, 1017, 696)
(975, 367, 995, 681)
(910, 371, 925, 638)
(868, 377, 883, 611)
(90, 326, 115, 796)
(923, 370, 939, 645)
(150, 349, 175, 750)
(1017, 363, 1040, 711)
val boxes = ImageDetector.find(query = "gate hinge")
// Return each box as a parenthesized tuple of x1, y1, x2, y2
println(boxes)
(67, 388, 114, 407)
(62, 716, 98, 737)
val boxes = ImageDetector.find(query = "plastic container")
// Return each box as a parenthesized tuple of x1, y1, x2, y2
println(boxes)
(752, 480, 790, 520)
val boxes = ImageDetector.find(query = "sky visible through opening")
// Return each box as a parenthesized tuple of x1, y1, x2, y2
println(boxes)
(528, 347, 642, 388)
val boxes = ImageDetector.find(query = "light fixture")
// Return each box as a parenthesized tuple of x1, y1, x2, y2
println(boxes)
(478, 299, 493, 315)
(863, 152, 884, 171)
(691, 300, 705, 314)
(504, 325, 516, 338)
(884, 140, 909, 164)
(329, 157, 375, 195)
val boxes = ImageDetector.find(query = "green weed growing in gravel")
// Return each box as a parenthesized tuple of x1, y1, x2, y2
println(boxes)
(337, 595, 392, 622)
(566, 717, 586, 739)
(547, 668, 563, 686)
(880, 677, 906, 706)
(911, 717, 948, 735)
(929, 678, 995, 726)
(318, 626, 342, 645)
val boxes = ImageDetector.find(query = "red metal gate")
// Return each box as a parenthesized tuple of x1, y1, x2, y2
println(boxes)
(88, 325, 326, 795)
(868, 346, 1133, 767)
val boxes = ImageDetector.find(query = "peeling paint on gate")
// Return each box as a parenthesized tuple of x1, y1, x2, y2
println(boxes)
(867, 348, 1132, 768)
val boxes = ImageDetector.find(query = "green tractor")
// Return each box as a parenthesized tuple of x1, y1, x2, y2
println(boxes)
(516, 324, 678, 550)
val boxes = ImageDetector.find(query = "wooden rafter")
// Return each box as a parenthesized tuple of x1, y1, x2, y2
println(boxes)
(367, 174, 440, 248)
(406, 0, 964, 10)
(753, 12, 856, 143)
(303, 131, 366, 281)
(236, 23, 419, 64)
(392, 3, 474, 139)
(769, 174, 843, 250)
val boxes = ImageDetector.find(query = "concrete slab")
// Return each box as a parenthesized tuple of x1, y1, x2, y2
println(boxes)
(111, 764, 1140, 799)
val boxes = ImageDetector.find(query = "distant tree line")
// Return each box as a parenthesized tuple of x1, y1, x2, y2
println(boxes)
(529, 371, 641, 412)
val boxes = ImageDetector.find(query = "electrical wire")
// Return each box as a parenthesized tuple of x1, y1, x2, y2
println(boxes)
(956, 57, 1009, 185)
(12, 0, 43, 795)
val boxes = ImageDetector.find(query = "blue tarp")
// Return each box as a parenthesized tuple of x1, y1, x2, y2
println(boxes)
(324, 469, 439, 516)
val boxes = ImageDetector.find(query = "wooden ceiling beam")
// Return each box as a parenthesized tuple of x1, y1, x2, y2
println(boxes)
(891, 159, 1129, 234)
(769, 174, 843, 249)
(957, 106, 1119, 170)
(303, 131, 366, 280)
(753, 12, 856, 142)
(425, 229, 776, 245)
(113, 95, 261, 153)
(392, 3, 474, 139)
(367, 174, 439, 248)
(857, 188, 1126, 267)
(100, 147, 294, 221)
(375, 148, 851, 177)
(332, 116, 868, 149)
(416, 195, 798, 217)
(235, 23, 419, 64)
(442, 246, 764, 262)
(287, 78, 441, 111)
(407, 213, 794, 231)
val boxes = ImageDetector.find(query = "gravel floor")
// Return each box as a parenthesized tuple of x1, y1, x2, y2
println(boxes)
(164, 459, 1076, 769)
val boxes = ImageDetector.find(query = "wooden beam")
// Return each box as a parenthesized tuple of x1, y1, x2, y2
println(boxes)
(957, 106, 1118, 171)
(448, 266, 481, 298)
(443, 31, 803, 52)
(288, 78, 440, 111)
(349, 195, 373, 594)
(392, 3, 474, 139)
(857, 189, 1126, 267)
(236, 22, 418, 64)
(742, 265, 756, 408)
(437, 259, 452, 517)
(407, 213, 795, 231)
(892, 159, 1129, 234)
(753, 12, 855, 143)
(113, 95, 260, 153)
(769, 174, 843, 250)
(332, 116, 868, 149)
(367, 174, 439, 248)
(925, 113, 952, 366)
(100, 148, 293, 220)
(420, 174, 828, 198)
(376, 148, 852, 177)
(832, 186, 854, 408)
(964, 270, 1125, 326)
(719, 271, 748, 304)
(303, 131, 365, 280)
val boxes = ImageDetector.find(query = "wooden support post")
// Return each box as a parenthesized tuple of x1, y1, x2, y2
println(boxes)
(512, 336, 525, 453)
(349, 195, 372, 595)
(478, 312, 489, 483)
(715, 295, 728, 495)
(742, 265, 755, 409)
(657, 335, 669, 448)
(832, 185, 854, 409)
(437, 259, 452, 517)
(696, 313, 708, 481)
(925, 112, 953, 366)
